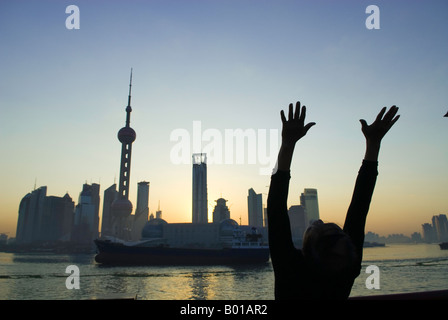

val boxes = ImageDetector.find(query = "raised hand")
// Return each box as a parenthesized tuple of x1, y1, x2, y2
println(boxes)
(360, 106, 400, 144)
(360, 106, 400, 161)
(275, 101, 316, 172)
(280, 101, 316, 147)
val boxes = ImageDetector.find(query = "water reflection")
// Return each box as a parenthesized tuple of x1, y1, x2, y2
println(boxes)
(2, 253, 273, 299)
(189, 272, 212, 299)
(136, 264, 273, 300)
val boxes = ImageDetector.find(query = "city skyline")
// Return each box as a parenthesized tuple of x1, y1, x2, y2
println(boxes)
(1, 1, 447, 239)
(8, 169, 445, 241)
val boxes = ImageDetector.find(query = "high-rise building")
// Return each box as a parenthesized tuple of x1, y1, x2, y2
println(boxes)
(432, 214, 448, 242)
(288, 205, 308, 248)
(212, 198, 230, 223)
(41, 194, 75, 242)
(156, 201, 162, 219)
(16, 186, 75, 244)
(136, 181, 150, 218)
(16, 186, 47, 244)
(300, 188, 320, 225)
(111, 70, 136, 239)
(248, 188, 263, 227)
(100, 183, 118, 238)
(131, 181, 150, 240)
(192, 153, 208, 223)
(421, 223, 436, 243)
(72, 183, 100, 244)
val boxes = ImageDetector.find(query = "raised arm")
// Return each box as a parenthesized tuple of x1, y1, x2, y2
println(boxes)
(343, 106, 400, 260)
(267, 101, 315, 268)
(276, 102, 316, 172)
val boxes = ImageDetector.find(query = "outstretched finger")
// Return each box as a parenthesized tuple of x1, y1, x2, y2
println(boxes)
(304, 121, 316, 134)
(288, 103, 294, 121)
(299, 105, 307, 123)
(384, 106, 399, 123)
(375, 107, 387, 122)
(280, 110, 286, 123)
(294, 101, 301, 119)
(389, 114, 400, 128)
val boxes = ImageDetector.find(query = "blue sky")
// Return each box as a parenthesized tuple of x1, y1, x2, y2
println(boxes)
(1, 0, 447, 237)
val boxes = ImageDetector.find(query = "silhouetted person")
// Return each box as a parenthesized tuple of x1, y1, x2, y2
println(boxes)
(267, 101, 399, 300)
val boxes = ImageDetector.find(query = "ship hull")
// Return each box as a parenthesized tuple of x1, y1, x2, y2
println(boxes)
(94, 240, 270, 265)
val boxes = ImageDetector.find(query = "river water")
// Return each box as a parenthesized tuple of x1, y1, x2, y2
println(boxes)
(0, 243, 447, 300)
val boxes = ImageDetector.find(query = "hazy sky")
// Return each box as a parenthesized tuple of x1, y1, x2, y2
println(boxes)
(1, 0, 447, 238)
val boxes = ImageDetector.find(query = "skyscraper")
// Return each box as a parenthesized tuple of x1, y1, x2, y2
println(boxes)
(16, 186, 47, 244)
(422, 223, 437, 243)
(111, 69, 136, 239)
(41, 193, 75, 242)
(72, 183, 100, 244)
(300, 188, 320, 225)
(192, 153, 208, 223)
(131, 181, 150, 240)
(135, 181, 150, 218)
(16, 187, 75, 244)
(432, 214, 448, 242)
(248, 188, 263, 227)
(156, 201, 162, 219)
(288, 205, 307, 248)
(100, 183, 118, 238)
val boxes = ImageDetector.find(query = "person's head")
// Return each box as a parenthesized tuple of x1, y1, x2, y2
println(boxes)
(302, 220, 358, 276)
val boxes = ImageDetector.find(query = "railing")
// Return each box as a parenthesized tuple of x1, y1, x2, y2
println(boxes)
(349, 289, 448, 300)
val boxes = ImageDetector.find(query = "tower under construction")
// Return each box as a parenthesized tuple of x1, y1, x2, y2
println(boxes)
(192, 153, 208, 224)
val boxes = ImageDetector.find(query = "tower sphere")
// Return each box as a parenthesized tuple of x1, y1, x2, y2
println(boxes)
(111, 198, 133, 218)
(118, 126, 136, 143)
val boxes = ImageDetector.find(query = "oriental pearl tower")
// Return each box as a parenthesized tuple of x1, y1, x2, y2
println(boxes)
(111, 69, 136, 240)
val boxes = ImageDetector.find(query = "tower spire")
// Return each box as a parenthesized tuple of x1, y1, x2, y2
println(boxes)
(126, 68, 133, 127)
